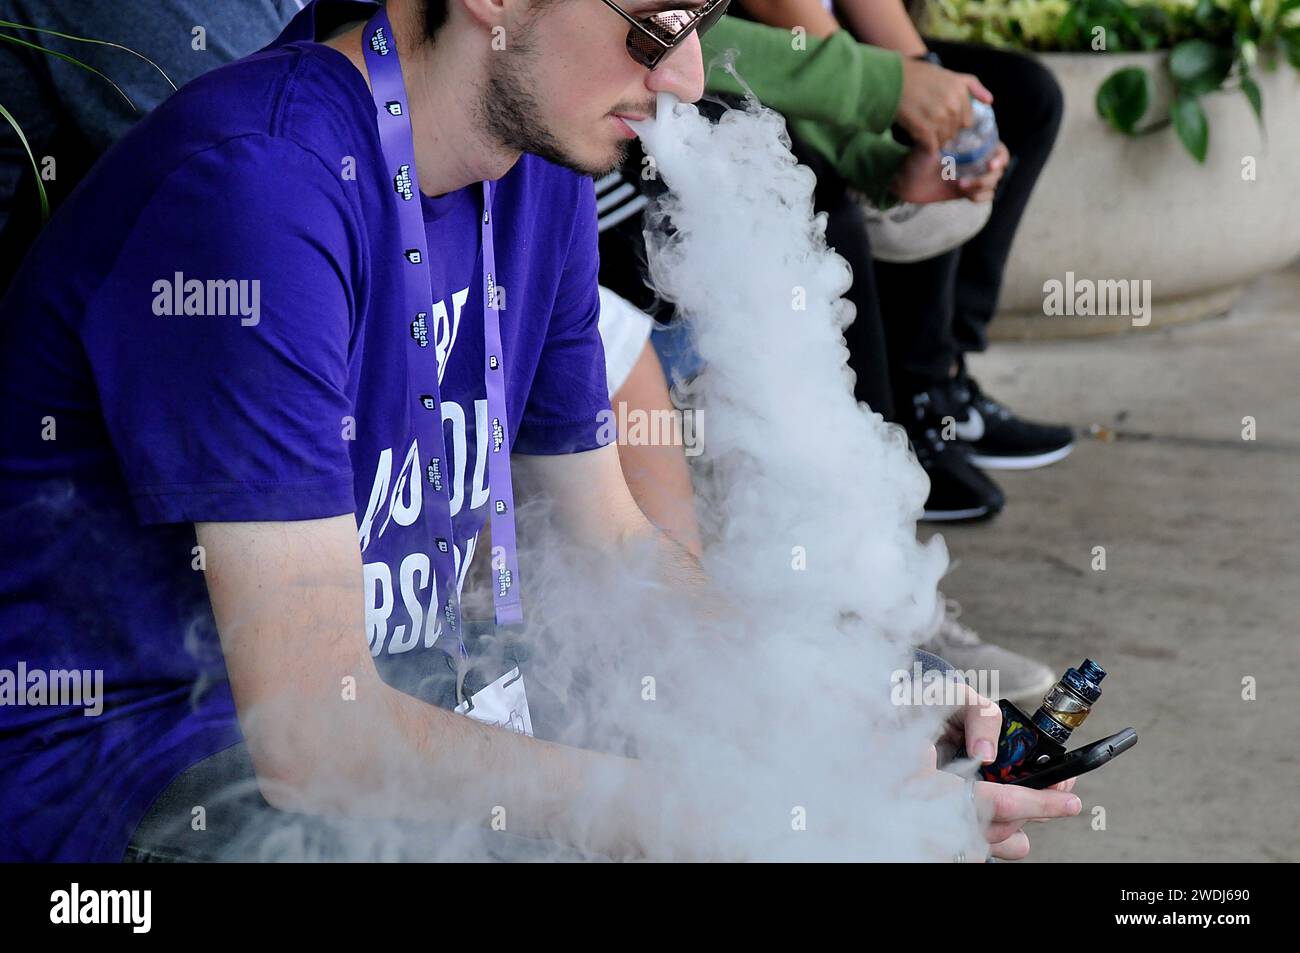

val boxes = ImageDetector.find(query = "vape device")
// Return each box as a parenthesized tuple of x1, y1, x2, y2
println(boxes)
(975, 659, 1137, 788)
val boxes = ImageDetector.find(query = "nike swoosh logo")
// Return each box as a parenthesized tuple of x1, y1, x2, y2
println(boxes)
(953, 406, 985, 441)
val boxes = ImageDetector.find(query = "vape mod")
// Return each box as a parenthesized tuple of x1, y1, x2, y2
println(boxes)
(976, 659, 1136, 787)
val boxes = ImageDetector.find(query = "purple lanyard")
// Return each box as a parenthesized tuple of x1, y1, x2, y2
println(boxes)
(362, 7, 523, 662)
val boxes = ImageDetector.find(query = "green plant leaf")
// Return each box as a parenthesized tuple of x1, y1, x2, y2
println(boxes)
(0, 100, 50, 221)
(1113, 5, 1144, 42)
(1057, 6, 1080, 46)
(0, 19, 175, 91)
(1240, 73, 1263, 124)
(1171, 94, 1209, 162)
(0, 20, 179, 229)
(1169, 38, 1235, 95)
(1282, 31, 1300, 70)
(1096, 66, 1152, 134)
(0, 31, 135, 111)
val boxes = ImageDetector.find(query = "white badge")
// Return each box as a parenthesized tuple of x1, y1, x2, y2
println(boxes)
(454, 666, 533, 737)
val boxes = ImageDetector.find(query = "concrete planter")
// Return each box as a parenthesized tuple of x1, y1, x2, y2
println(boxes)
(993, 51, 1300, 340)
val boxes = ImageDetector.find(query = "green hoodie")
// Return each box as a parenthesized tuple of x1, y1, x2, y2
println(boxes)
(700, 17, 911, 207)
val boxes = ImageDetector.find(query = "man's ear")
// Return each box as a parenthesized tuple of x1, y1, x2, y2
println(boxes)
(455, 0, 517, 34)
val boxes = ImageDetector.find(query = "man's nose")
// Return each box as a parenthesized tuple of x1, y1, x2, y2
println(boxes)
(646, 31, 705, 105)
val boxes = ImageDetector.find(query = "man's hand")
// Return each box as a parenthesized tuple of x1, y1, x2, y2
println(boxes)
(891, 141, 1010, 205)
(924, 682, 1081, 861)
(897, 58, 992, 153)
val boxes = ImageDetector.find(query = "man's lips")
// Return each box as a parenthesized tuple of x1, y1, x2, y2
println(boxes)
(611, 115, 644, 138)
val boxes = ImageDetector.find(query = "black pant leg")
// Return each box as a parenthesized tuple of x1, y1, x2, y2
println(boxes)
(784, 127, 896, 420)
(924, 38, 1064, 354)
(825, 200, 894, 419)
(873, 248, 963, 406)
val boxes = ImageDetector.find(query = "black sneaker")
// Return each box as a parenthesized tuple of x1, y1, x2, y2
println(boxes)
(953, 374, 1074, 470)
(908, 390, 1005, 522)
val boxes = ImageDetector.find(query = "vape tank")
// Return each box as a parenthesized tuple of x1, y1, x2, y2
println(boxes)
(978, 659, 1107, 783)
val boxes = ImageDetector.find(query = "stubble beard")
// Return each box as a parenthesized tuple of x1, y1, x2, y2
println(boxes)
(477, 36, 630, 179)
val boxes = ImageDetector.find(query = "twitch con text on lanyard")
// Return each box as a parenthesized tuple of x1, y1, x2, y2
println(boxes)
(361, 7, 524, 674)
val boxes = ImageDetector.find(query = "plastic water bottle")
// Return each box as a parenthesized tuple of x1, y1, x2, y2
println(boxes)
(941, 98, 998, 179)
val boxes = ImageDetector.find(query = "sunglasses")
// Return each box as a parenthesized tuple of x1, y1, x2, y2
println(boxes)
(600, 0, 732, 71)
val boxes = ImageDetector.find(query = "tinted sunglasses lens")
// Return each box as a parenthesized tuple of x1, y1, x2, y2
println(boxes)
(645, 9, 693, 41)
(625, 1, 729, 70)
(625, 30, 664, 69)
(695, 0, 729, 36)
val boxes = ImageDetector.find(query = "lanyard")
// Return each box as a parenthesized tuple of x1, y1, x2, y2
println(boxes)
(361, 7, 524, 667)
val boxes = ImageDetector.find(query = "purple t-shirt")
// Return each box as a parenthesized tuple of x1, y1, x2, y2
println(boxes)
(0, 0, 610, 861)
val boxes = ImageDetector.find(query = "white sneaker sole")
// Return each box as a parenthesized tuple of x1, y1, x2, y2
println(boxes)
(921, 505, 993, 522)
(968, 442, 1073, 471)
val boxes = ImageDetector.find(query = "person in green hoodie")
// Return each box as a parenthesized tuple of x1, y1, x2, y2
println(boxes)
(702, 4, 995, 207)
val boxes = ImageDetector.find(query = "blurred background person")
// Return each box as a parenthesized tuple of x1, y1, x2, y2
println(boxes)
(0, 0, 305, 292)
(596, 3, 1067, 698)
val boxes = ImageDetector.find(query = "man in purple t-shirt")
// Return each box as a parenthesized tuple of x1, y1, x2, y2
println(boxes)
(0, 0, 1081, 863)
(0, 0, 717, 861)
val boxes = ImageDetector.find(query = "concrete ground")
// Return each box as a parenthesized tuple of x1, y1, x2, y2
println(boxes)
(924, 261, 1300, 863)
